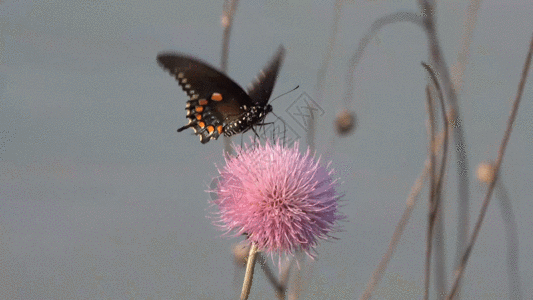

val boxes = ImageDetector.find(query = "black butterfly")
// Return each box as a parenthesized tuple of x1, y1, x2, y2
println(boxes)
(157, 46, 285, 144)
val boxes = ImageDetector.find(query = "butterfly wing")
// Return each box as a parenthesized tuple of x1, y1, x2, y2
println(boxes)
(247, 46, 286, 106)
(157, 53, 251, 143)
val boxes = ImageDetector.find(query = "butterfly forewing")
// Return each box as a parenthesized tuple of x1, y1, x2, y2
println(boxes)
(247, 46, 285, 106)
(157, 46, 285, 144)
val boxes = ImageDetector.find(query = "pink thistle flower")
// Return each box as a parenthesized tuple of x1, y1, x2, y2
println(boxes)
(212, 140, 345, 258)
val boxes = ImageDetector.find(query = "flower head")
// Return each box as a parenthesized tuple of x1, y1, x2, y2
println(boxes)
(212, 140, 345, 257)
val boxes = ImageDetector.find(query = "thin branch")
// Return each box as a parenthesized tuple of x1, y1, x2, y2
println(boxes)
(446, 31, 533, 300)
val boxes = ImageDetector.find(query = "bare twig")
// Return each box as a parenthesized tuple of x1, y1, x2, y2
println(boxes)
(446, 32, 533, 300)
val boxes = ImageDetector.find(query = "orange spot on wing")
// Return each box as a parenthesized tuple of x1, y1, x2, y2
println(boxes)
(196, 114, 202, 120)
(199, 99, 208, 106)
(198, 121, 205, 128)
(195, 106, 204, 113)
(217, 125, 223, 134)
(207, 125, 215, 133)
(211, 93, 223, 101)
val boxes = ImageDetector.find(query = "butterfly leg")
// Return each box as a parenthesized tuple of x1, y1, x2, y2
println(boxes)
(177, 123, 194, 132)
(251, 127, 262, 147)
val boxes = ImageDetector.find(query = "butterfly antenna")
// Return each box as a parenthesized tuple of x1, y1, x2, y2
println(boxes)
(268, 85, 299, 104)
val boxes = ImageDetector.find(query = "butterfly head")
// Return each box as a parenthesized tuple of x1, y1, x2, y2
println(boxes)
(264, 104, 273, 117)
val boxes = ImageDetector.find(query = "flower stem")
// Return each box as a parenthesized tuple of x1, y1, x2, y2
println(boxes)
(241, 243, 259, 300)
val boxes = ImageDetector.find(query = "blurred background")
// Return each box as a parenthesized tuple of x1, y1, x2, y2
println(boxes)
(1, 0, 533, 299)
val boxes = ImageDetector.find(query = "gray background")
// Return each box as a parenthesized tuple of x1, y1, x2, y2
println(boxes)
(1, 0, 533, 299)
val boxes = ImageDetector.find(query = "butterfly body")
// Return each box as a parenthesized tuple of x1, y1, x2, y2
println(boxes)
(157, 47, 285, 144)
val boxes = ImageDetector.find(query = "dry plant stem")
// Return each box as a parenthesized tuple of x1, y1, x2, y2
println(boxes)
(453, 0, 482, 92)
(446, 32, 533, 300)
(343, 9, 471, 256)
(423, 83, 437, 300)
(494, 180, 522, 300)
(221, 0, 240, 73)
(220, 0, 240, 155)
(450, 0, 484, 291)
(277, 258, 294, 300)
(241, 243, 259, 300)
(342, 12, 423, 107)
(316, 0, 343, 104)
(359, 158, 429, 300)
(358, 124, 450, 300)
(493, 180, 522, 299)
(359, 127, 446, 300)
(422, 62, 450, 300)
(256, 253, 287, 299)
(306, 103, 316, 152)
(312, 0, 343, 152)
(289, 252, 312, 300)
(432, 63, 451, 298)
(434, 204, 447, 299)
(342, 4, 463, 298)
(418, 3, 471, 289)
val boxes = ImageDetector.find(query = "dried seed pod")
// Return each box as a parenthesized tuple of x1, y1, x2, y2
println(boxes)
(335, 110, 356, 136)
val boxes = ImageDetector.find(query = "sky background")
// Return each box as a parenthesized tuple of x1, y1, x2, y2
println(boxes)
(1, 0, 533, 299)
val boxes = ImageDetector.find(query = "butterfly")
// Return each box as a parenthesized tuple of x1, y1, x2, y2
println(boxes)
(157, 46, 285, 144)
